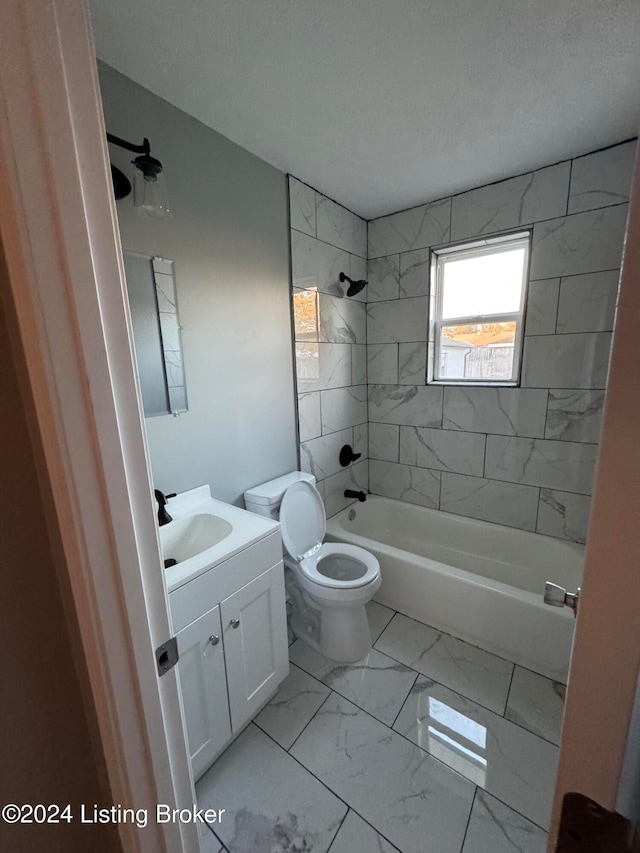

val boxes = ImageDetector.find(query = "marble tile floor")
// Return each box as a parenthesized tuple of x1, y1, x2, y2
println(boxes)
(197, 602, 563, 853)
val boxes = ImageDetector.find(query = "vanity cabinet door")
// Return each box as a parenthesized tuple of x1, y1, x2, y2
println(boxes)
(221, 563, 289, 732)
(175, 604, 231, 781)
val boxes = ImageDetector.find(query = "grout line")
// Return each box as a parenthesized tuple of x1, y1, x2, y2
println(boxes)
(458, 786, 478, 852)
(284, 687, 334, 753)
(318, 389, 324, 437)
(543, 388, 551, 440)
(390, 670, 420, 730)
(325, 808, 350, 853)
(565, 159, 573, 217)
(312, 186, 318, 239)
(516, 660, 568, 689)
(481, 433, 487, 479)
(472, 791, 550, 835)
(523, 328, 614, 338)
(553, 278, 563, 335)
(252, 718, 353, 806)
(330, 808, 401, 853)
(529, 265, 621, 284)
(290, 224, 367, 260)
(203, 821, 220, 844)
(208, 826, 224, 849)
(533, 486, 543, 535)
(503, 663, 517, 718)
(366, 294, 429, 306)
(369, 605, 396, 643)
(336, 808, 400, 853)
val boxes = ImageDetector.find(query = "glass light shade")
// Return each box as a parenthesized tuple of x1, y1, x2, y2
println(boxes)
(134, 168, 171, 218)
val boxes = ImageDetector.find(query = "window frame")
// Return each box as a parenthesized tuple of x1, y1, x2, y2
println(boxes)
(427, 230, 532, 387)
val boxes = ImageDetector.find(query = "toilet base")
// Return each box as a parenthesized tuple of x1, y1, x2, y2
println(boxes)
(285, 568, 379, 663)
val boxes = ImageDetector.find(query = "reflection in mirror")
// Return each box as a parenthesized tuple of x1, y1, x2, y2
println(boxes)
(123, 252, 188, 417)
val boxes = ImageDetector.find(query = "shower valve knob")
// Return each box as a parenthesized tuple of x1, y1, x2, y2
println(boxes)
(339, 444, 362, 467)
(544, 582, 581, 616)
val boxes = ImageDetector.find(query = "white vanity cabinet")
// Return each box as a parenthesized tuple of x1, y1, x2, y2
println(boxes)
(175, 604, 231, 780)
(168, 528, 289, 780)
(221, 564, 288, 730)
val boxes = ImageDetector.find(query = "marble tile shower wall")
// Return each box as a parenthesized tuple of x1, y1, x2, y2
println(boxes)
(366, 140, 635, 543)
(289, 176, 369, 516)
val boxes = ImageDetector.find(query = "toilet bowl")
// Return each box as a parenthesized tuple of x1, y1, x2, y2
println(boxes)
(244, 473, 381, 662)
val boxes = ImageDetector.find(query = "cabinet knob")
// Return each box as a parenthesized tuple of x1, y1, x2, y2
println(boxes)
(230, 618, 240, 629)
(209, 634, 219, 646)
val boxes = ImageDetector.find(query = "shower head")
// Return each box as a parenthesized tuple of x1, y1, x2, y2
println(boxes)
(339, 272, 368, 298)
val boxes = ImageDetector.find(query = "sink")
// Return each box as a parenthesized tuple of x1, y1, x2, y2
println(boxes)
(160, 513, 233, 565)
(160, 486, 280, 591)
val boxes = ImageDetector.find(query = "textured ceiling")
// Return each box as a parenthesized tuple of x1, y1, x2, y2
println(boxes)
(88, 0, 640, 219)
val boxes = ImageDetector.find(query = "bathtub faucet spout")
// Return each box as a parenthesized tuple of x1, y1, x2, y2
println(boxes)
(344, 489, 367, 502)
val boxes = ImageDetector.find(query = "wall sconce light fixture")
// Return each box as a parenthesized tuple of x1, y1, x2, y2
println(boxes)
(107, 132, 171, 219)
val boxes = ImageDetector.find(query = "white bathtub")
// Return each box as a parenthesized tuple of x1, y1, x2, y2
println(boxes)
(325, 496, 584, 683)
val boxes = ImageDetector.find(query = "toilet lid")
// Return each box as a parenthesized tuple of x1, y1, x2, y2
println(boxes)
(280, 481, 326, 560)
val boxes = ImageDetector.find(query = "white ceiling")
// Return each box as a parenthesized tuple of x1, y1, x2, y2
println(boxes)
(89, 0, 640, 220)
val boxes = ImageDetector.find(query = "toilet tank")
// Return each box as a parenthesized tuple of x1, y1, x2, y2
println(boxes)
(244, 471, 315, 520)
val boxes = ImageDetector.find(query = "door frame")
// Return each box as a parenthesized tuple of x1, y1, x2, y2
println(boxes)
(0, 2, 197, 851)
(549, 145, 640, 845)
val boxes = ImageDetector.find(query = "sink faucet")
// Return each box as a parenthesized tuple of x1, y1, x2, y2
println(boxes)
(154, 489, 174, 526)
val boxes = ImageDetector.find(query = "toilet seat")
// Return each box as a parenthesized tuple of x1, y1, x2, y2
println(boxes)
(280, 481, 379, 591)
(280, 480, 326, 561)
(298, 542, 379, 590)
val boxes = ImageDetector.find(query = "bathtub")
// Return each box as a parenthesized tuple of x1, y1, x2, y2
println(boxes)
(325, 496, 584, 683)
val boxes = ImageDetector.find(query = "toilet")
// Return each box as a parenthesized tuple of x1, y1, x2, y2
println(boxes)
(244, 472, 381, 663)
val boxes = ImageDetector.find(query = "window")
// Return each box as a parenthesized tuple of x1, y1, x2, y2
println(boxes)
(428, 232, 530, 385)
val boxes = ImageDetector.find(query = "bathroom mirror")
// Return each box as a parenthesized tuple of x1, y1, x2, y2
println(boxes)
(123, 251, 188, 417)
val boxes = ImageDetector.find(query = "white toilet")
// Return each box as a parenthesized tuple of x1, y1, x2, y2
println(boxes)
(244, 472, 381, 663)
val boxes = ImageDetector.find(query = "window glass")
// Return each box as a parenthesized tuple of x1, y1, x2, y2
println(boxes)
(441, 247, 526, 319)
(429, 233, 530, 385)
(438, 321, 517, 381)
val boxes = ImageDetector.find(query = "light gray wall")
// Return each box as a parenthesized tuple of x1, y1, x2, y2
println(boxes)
(289, 178, 369, 516)
(365, 140, 636, 543)
(98, 63, 297, 505)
